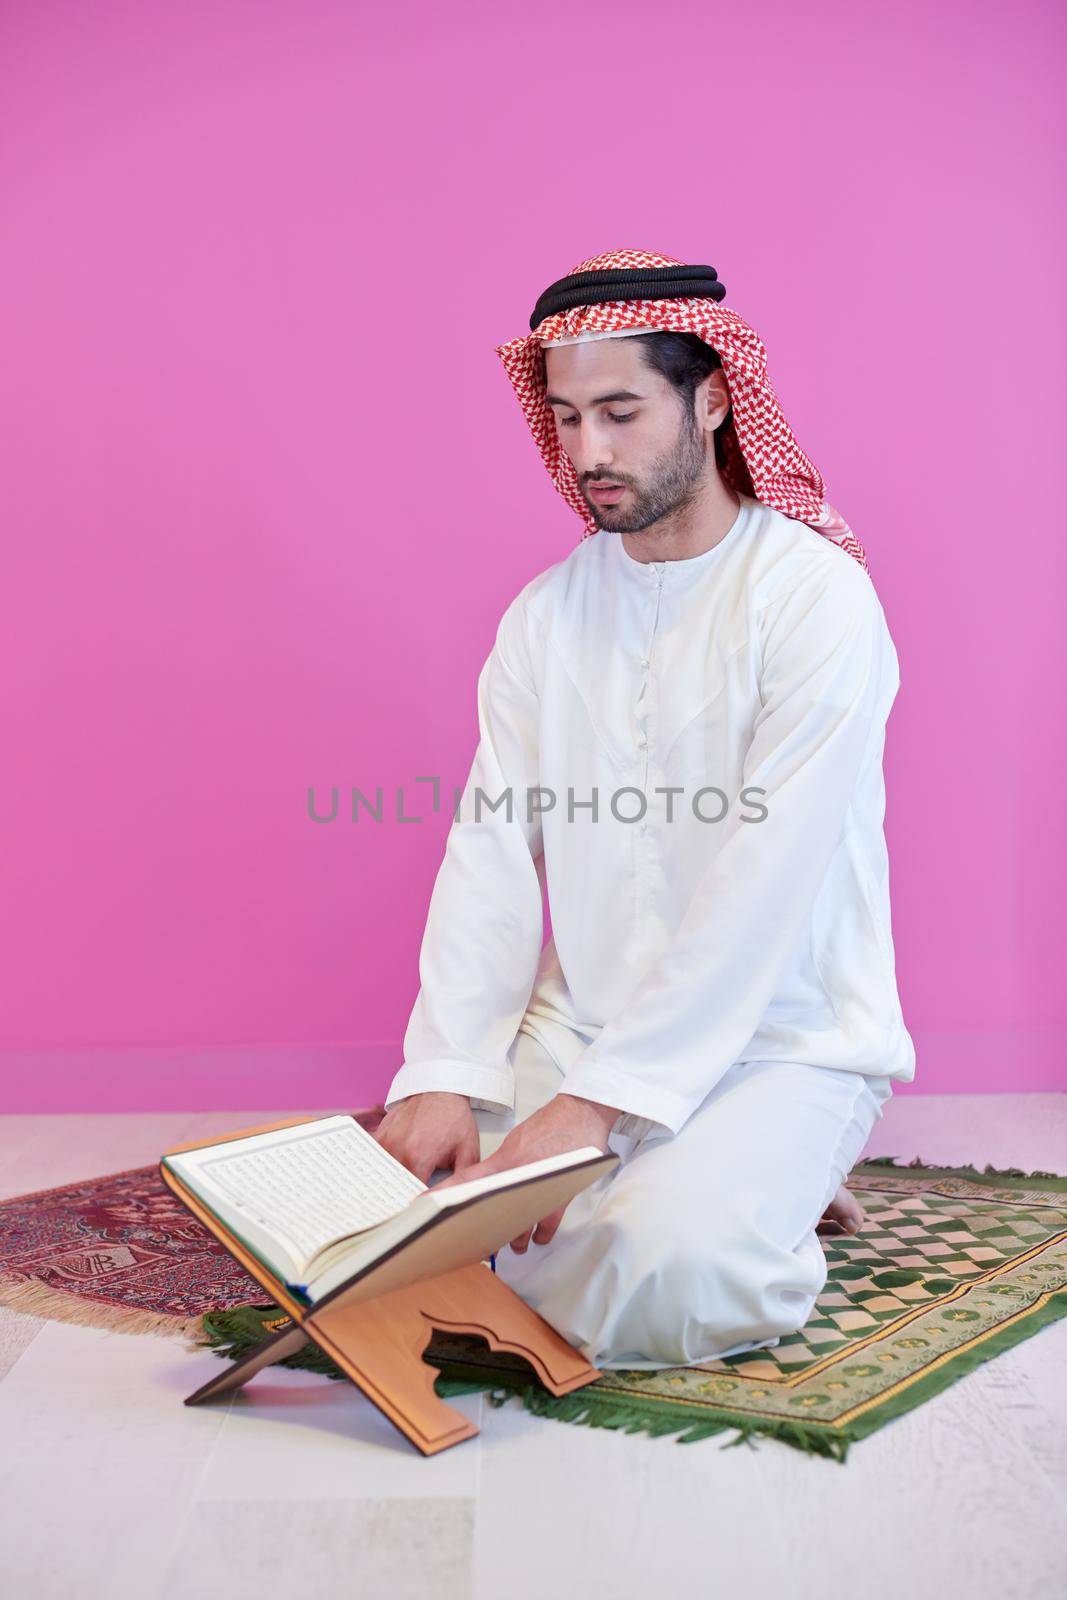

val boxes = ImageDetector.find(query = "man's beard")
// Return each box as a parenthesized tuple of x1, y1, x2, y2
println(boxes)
(585, 404, 708, 533)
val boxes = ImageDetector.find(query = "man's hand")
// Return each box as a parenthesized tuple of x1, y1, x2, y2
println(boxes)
(372, 1092, 481, 1185)
(434, 1092, 619, 1252)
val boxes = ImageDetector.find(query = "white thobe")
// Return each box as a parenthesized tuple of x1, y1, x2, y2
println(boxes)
(470, 1024, 895, 1369)
(385, 492, 915, 1142)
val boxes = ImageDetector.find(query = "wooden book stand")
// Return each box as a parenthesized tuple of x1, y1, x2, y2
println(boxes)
(161, 1115, 615, 1455)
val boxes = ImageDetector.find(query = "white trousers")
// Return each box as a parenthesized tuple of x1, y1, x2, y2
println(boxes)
(471, 1029, 893, 1371)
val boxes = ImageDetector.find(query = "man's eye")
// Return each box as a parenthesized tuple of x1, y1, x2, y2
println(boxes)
(560, 412, 636, 428)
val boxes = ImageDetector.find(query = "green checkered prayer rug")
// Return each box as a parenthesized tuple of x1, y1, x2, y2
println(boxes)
(199, 1156, 1067, 1462)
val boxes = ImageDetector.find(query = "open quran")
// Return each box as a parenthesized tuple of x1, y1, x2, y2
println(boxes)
(162, 1113, 615, 1304)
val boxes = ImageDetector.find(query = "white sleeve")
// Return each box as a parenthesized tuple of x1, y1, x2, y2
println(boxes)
(384, 595, 544, 1115)
(560, 563, 895, 1140)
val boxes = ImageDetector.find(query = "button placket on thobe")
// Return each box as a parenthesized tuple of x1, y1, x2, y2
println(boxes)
(634, 560, 664, 941)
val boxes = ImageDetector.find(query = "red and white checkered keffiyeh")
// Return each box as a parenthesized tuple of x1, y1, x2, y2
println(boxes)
(495, 247, 870, 574)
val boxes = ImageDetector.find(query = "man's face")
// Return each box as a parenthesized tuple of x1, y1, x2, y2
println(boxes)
(543, 338, 729, 533)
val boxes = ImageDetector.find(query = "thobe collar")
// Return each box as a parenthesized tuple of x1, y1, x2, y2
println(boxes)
(608, 493, 755, 584)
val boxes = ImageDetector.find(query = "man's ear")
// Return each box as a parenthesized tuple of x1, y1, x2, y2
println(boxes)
(699, 370, 732, 433)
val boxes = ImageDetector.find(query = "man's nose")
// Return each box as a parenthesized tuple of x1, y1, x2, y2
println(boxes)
(571, 426, 617, 476)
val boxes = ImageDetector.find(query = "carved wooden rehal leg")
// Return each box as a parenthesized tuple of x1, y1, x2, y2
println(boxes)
(183, 1263, 600, 1456)
(184, 1322, 312, 1405)
(307, 1262, 600, 1455)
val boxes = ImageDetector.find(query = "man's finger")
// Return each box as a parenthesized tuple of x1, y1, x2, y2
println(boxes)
(454, 1127, 482, 1170)
(531, 1204, 566, 1245)
(509, 1227, 535, 1253)
(436, 1154, 495, 1190)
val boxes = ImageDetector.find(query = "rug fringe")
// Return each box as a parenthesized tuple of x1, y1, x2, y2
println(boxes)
(857, 1155, 1063, 1180)
(480, 1383, 853, 1462)
(197, 1310, 855, 1460)
(0, 1274, 204, 1341)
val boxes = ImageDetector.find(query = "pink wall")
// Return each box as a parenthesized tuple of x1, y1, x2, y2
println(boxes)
(1, 0, 1063, 1109)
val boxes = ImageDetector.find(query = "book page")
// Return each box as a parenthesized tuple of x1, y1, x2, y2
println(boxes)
(302, 1147, 607, 1288)
(303, 1146, 618, 1302)
(174, 1117, 426, 1269)
(428, 1146, 609, 1207)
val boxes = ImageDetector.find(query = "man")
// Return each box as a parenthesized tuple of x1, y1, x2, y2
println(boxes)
(373, 249, 915, 1370)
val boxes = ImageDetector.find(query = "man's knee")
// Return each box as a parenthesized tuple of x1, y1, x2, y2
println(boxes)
(585, 1200, 813, 1355)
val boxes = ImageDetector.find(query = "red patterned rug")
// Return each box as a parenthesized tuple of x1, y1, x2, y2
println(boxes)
(0, 1110, 386, 1338)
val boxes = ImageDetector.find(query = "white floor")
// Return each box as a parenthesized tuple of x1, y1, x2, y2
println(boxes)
(0, 1096, 1064, 1600)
